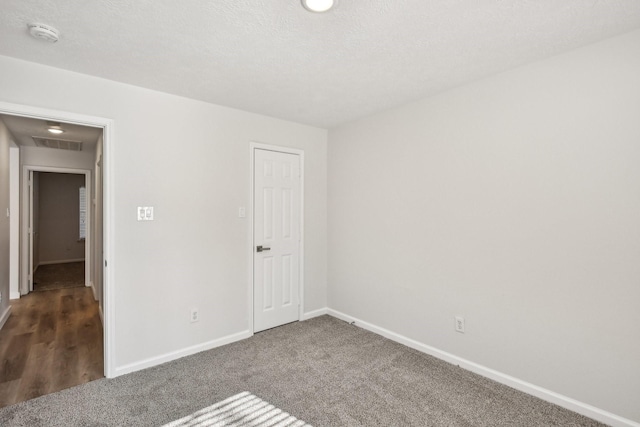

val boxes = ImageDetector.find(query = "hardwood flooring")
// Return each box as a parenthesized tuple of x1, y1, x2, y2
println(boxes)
(0, 286, 103, 408)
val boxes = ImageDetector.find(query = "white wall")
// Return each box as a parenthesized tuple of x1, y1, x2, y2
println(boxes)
(9, 144, 19, 299)
(0, 54, 328, 371)
(37, 172, 86, 264)
(21, 145, 95, 170)
(328, 29, 640, 423)
(0, 118, 12, 327)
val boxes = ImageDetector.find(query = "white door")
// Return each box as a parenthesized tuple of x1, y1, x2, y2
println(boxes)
(253, 148, 301, 333)
(27, 170, 34, 293)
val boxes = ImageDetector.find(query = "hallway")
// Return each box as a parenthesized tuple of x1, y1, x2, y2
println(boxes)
(0, 285, 103, 407)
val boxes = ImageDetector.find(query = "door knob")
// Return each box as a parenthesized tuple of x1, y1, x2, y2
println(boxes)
(256, 245, 271, 252)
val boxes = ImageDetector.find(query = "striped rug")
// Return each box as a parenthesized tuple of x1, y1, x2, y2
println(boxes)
(163, 392, 312, 427)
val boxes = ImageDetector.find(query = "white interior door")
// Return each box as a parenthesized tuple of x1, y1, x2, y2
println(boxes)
(27, 170, 34, 293)
(254, 148, 301, 332)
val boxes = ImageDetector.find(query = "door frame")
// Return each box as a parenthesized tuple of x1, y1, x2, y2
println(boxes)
(22, 167, 92, 293)
(0, 101, 116, 378)
(249, 142, 305, 334)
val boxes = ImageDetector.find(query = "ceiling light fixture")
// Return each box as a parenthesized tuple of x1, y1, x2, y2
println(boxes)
(301, 0, 335, 13)
(47, 122, 65, 134)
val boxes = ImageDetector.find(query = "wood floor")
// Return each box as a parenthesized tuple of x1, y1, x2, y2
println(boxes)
(0, 286, 103, 408)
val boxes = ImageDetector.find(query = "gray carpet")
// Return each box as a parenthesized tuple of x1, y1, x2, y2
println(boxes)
(0, 316, 604, 426)
(162, 391, 311, 427)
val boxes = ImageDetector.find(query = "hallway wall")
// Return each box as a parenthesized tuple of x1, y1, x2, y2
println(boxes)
(37, 172, 86, 265)
(0, 118, 13, 328)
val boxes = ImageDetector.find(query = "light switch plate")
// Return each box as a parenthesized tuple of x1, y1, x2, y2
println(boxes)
(137, 207, 154, 221)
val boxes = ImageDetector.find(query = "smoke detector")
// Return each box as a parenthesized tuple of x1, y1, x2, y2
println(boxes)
(28, 23, 59, 43)
(302, 0, 335, 13)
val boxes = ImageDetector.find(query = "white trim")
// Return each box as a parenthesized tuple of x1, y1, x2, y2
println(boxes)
(0, 306, 11, 331)
(102, 114, 116, 379)
(27, 169, 33, 286)
(38, 258, 86, 266)
(327, 309, 639, 427)
(9, 145, 19, 301)
(249, 142, 305, 334)
(0, 101, 115, 379)
(302, 307, 328, 320)
(10, 291, 20, 300)
(113, 330, 252, 377)
(90, 281, 98, 300)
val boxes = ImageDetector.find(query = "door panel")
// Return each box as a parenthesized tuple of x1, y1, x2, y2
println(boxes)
(254, 149, 301, 332)
(28, 170, 34, 293)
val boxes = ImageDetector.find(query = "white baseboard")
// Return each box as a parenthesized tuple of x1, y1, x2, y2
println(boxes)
(0, 306, 12, 331)
(113, 330, 252, 378)
(302, 307, 328, 320)
(39, 258, 85, 266)
(90, 281, 98, 300)
(10, 291, 21, 300)
(327, 309, 639, 427)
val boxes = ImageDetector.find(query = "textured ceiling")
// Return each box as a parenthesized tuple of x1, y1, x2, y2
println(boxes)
(1, 1, 640, 128)
(0, 114, 101, 151)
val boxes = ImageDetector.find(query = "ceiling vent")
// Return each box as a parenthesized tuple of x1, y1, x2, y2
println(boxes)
(33, 136, 83, 151)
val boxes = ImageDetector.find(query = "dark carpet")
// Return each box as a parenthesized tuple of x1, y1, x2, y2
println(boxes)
(33, 262, 85, 292)
(0, 316, 604, 426)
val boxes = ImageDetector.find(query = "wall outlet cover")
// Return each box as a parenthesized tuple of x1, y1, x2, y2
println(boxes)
(455, 316, 465, 333)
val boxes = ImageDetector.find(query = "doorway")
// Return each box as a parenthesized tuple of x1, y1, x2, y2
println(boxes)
(0, 101, 114, 381)
(0, 112, 105, 406)
(24, 169, 92, 295)
(252, 144, 304, 333)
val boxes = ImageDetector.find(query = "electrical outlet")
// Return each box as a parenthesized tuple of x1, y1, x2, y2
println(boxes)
(190, 308, 199, 323)
(455, 316, 465, 333)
